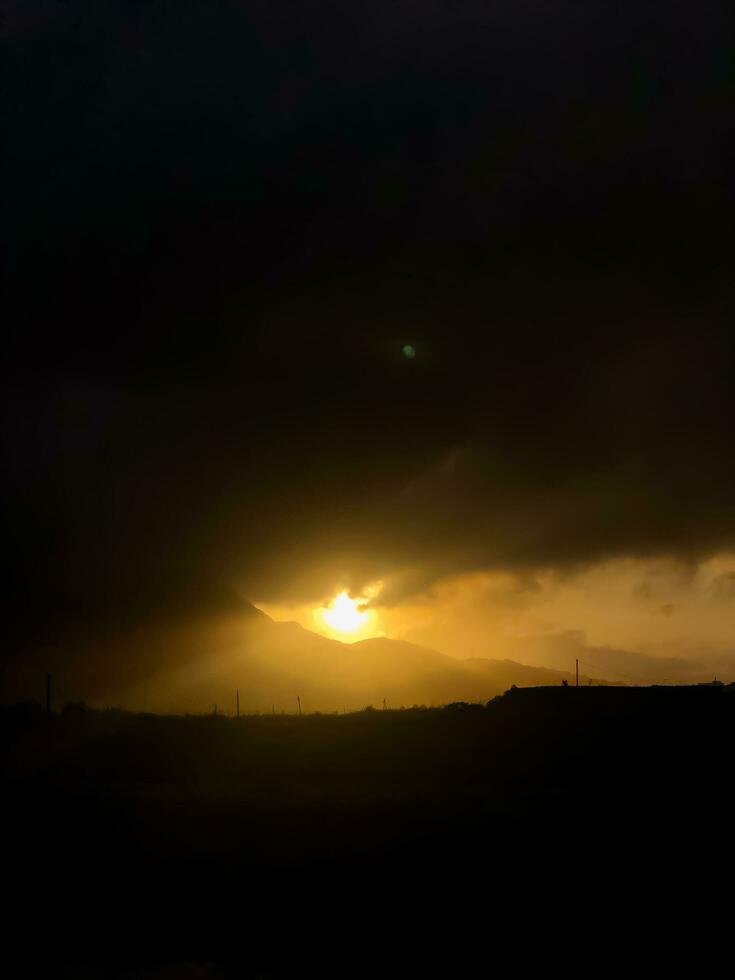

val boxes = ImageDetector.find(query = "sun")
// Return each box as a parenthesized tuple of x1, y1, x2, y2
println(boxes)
(321, 591, 368, 634)
(258, 582, 384, 642)
(307, 582, 384, 641)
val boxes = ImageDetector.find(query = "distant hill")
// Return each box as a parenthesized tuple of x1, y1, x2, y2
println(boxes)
(3, 592, 612, 712)
(96, 609, 611, 713)
(464, 656, 610, 691)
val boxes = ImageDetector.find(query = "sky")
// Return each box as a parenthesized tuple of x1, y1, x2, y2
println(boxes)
(260, 555, 735, 683)
(3, 2, 735, 701)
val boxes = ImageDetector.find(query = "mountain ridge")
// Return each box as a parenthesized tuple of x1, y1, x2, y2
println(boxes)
(3, 592, 612, 712)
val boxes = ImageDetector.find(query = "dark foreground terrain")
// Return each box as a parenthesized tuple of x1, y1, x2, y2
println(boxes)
(3, 685, 733, 977)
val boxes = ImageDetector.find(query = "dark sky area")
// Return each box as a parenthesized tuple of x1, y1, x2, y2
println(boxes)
(3, 2, 734, 668)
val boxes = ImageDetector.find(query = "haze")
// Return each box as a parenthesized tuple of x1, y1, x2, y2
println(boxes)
(4, 1, 734, 711)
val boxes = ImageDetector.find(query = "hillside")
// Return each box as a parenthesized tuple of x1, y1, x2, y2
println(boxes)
(3, 685, 732, 974)
(104, 611, 607, 713)
(5, 595, 610, 712)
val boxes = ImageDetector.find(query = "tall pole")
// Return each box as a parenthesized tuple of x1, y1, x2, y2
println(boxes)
(297, 695, 302, 716)
(576, 659, 579, 688)
(236, 689, 240, 717)
(46, 673, 51, 715)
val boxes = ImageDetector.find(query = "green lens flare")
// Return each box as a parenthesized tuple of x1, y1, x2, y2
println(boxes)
(402, 344, 416, 359)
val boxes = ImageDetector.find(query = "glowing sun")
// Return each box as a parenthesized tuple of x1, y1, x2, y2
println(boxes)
(321, 591, 368, 634)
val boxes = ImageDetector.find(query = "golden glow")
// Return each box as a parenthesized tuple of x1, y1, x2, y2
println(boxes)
(298, 581, 383, 641)
(321, 591, 369, 634)
(257, 582, 384, 643)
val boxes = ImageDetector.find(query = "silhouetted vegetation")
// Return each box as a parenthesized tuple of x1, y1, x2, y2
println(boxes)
(3, 685, 733, 976)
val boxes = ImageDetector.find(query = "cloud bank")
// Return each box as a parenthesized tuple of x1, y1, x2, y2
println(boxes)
(4, 2, 734, 695)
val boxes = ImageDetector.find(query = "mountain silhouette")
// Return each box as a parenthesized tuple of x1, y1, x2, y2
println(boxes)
(87, 604, 606, 713)
(4, 589, 609, 711)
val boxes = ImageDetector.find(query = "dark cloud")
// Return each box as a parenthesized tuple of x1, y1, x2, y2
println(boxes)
(4, 2, 735, 670)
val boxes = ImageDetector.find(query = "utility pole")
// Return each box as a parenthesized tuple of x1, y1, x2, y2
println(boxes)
(236, 689, 240, 717)
(297, 695, 302, 716)
(46, 673, 51, 715)
(576, 659, 579, 688)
